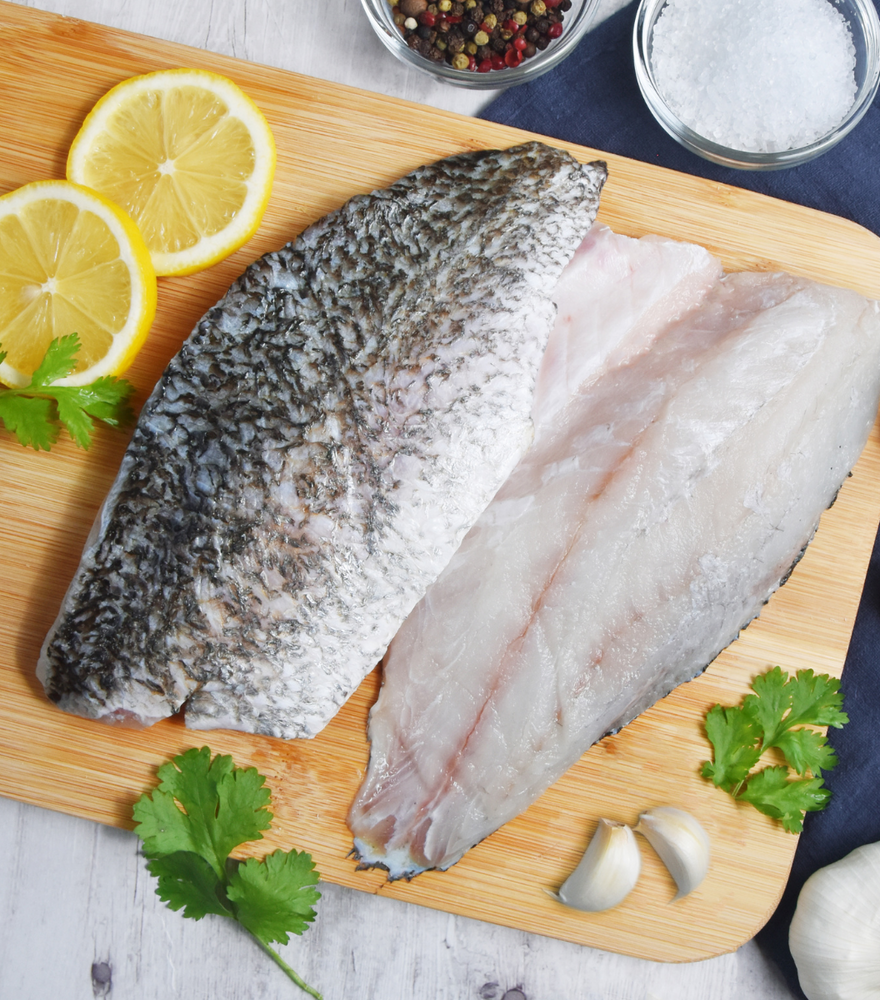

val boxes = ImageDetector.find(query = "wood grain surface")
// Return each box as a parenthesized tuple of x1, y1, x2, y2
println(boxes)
(2, 0, 879, 965)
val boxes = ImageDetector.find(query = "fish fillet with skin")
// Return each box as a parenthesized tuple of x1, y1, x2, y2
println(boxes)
(349, 243, 880, 878)
(37, 142, 607, 740)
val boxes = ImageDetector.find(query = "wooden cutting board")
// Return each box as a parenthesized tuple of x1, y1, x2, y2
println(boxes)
(2, 0, 879, 964)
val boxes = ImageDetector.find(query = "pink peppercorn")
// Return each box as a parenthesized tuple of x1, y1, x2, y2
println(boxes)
(390, 0, 569, 75)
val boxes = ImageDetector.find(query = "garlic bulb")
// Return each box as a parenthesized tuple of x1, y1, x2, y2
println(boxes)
(556, 819, 641, 912)
(789, 841, 880, 1000)
(635, 806, 710, 900)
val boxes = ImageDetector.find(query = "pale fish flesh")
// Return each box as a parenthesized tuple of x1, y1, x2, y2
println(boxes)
(37, 142, 607, 739)
(349, 237, 880, 878)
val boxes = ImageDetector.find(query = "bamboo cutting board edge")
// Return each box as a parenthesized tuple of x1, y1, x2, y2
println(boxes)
(2, 0, 880, 963)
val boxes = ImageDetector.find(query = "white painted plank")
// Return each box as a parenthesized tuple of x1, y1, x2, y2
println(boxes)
(0, 797, 798, 1000)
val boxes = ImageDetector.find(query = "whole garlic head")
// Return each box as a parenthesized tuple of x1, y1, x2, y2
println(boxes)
(789, 840, 880, 1000)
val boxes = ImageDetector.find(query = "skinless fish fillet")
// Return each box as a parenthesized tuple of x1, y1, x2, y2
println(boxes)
(348, 233, 880, 879)
(37, 142, 607, 740)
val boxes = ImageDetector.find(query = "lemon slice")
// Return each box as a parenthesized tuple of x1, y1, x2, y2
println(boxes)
(66, 68, 276, 277)
(0, 179, 157, 388)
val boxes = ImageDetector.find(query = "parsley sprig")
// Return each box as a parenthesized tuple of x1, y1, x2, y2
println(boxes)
(0, 334, 135, 450)
(133, 747, 323, 999)
(701, 666, 848, 833)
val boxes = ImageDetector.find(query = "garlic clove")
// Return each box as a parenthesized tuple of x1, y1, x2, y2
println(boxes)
(635, 806, 710, 901)
(789, 841, 880, 1000)
(555, 818, 641, 912)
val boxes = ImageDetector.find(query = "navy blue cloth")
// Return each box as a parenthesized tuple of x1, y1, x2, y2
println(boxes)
(480, 8, 880, 997)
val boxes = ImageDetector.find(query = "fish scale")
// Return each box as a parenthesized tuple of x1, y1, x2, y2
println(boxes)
(38, 142, 607, 739)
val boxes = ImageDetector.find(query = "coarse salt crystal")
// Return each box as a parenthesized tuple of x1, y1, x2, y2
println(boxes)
(650, 0, 858, 152)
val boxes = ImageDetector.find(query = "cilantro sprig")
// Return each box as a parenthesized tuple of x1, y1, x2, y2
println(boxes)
(0, 334, 135, 450)
(133, 747, 323, 999)
(701, 666, 848, 833)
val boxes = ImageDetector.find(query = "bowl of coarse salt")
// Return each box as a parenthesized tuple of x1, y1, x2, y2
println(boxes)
(633, 0, 880, 169)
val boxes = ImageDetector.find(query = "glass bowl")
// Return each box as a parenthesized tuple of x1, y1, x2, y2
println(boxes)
(633, 0, 880, 170)
(360, 0, 601, 89)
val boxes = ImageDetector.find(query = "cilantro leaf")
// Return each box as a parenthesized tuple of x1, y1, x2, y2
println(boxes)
(736, 766, 831, 834)
(133, 747, 322, 999)
(0, 393, 60, 451)
(0, 334, 135, 450)
(29, 333, 79, 385)
(227, 850, 321, 946)
(700, 704, 762, 791)
(71, 377, 137, 426)
(701, 666, 846, 832)
(774, 727, 838, 777)
(742, 665, 791, 746)
(784, 669, 848, 730)
(134, 746, 272, 880)
(146, 851, 232, 920)
(743, 667, 848, 749)
(54, 392, 97, 449)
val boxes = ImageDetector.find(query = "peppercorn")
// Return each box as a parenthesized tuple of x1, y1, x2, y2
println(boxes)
(386, 0, 568, 73)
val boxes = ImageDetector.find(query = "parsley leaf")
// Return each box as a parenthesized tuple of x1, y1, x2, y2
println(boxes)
(0, 334, 135, 451)
(702, 667, 846, 832)
(134, 747, 322, 999)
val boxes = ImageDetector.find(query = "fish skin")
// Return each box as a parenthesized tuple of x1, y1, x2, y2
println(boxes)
(349, 249, 880, 879)
(37, 142, 607, 740)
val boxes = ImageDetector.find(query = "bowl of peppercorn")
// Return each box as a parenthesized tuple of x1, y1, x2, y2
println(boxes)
(361, 0, 600, 87)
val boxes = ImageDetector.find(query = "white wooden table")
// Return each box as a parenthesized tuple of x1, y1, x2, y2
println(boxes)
(0, 2, 802, 997)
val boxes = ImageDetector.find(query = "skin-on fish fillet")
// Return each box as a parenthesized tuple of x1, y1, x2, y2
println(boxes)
(348, 234, 880, 879)
(37, 142, 607, 739)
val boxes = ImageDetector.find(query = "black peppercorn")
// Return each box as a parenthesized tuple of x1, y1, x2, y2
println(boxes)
(388, 0, 568, 73)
